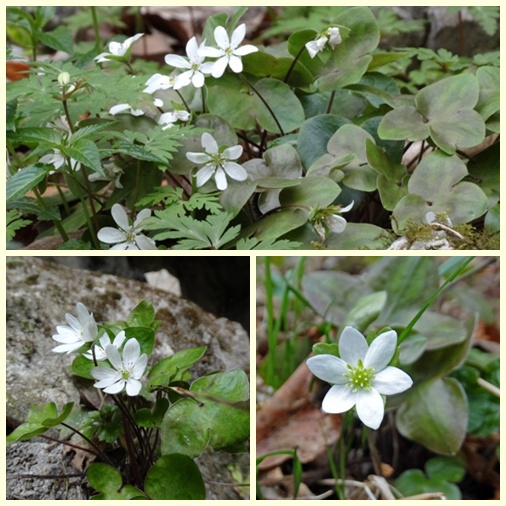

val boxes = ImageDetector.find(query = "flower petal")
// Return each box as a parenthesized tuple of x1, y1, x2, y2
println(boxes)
(234, 44, 258, 56)
(195, 165, 216, 187)
(123, 338, 141, 364)
(111, 204, 130, 232)
(131, 354, 148, 379)
(223, 161, 248, 181)
(228, 55, 243, 73)
(373, 366, 413, 395)
(105, 344, 123, 370)
(173, 70, 193, 90)
(97, 227, 126, 244)
(185, 36, 199, 60)
(364, 330, 397, 371)
(134, 208, 151, 228)
(222, 145, 243, 160)
(211, 57, 229, 78)
(305, 41, 320, 59)
(164, 54, 191, 69)
(326, 214, 347, 233)
(339, 326, 368, 367)
(214, 26, 230, 49)
(321, 384, 356, 413)
(104, 380, 126, 394)
(197, 46, 223, 58)
(355, 388, 384, 429)
(187, 152, 212, 165)
(201, 133, 219, 154)
(230, 23, 246, 48)
(135, 235, 157, 250)
(306, 354, 349, 384)
(191, 70, 205, 88)
(214, 167, 228, 190)
(125, 378, 142, 396)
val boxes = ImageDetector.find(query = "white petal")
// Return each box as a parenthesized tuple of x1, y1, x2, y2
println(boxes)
(200, 61, 215, 74)
(234, 44, 258, 56)
(65, 313, 82, 333)
(364, 330, 397, 371)
(187, 152, 212, 164)
(123, 338, 141, 364)
(196, 165, 216, 187)
(109, 104, 132, 115)
(125, 378, 142, 396)
(223, 161, 248, 181)
(103, 380, 126, 394)
(223, 144, 243, 160)
(201, 132, 219, 154)
(52, 342, 82, 353)
(133, 208, 151, 228)
(185, 36, 199, 60)
(306, 354, 349, 384)
(321, 384, 356, 413)
(355, 388, 384, 429)
(110, 203, 130, 232)
(173, 70, 192, 90)
(164, 54, 191, 70)
(228, 55, 243, 73)
(135, 234, 157, 250)
(110, 242, 129, 250)
(211, 57, 229, 78)
(131, 354, 148, 379)
(191, 70, 205, 88)
(326, 214, 347, 233)
(214, 167, 227, 190)
(373, 367, 413, 395)
(197, 46, 223, 58)
(214, 26, 230, 49)
(231, 23, 246, 48)
(340, 201, 354, 213)
(91, 365, 119, 382)
(105, 344, 123, 370)
(122, 33, 143, 53)
(97, 227, 126, 244)
(339, 326, 368, 367)
(305, 41, 320, 59)
(108, 41, 123, 56)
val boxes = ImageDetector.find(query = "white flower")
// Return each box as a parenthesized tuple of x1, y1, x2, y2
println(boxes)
(198, 24, 258, 78)
(144, 73, 176, 94)
(97, 204, 157, 250)
(52, 302, 98, 354)
(40, 149, 80, 173)
(186, 132, 248, 190)
(306, 26, 342, 58)
(91, 338, 147, 396)
(158, 110, 190, 130)
(88, 161, 124, 189)
(164, 37, 214, 90)
(57, 72, 70, 86)
(95, 33, 144, 63)
(109, 103, 144, 116)
(306, 326, 413, 429)
(326, 201, 354, 234)
(84, 330, 127, 361)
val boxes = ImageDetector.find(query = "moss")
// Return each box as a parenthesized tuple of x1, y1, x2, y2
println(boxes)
(452, 225, 500, 250)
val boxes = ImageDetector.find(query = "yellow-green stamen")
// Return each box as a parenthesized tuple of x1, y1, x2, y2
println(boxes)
(343, 359, 375, 392)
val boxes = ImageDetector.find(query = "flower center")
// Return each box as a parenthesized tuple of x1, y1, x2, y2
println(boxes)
(225, 47, 234, 57)
(191, 62, 200, 71)
(120, 369, 131, 380)
(344, 359, 375, 392)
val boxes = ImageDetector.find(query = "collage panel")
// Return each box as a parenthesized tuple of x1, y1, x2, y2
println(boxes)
(6, 256, 251, 500)
(256, 256, 499, 500)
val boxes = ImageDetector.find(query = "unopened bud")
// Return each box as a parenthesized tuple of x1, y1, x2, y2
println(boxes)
(58, 72, 70, 86)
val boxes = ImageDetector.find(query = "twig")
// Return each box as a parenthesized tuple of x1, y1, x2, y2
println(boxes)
(477, 377, 500, 397)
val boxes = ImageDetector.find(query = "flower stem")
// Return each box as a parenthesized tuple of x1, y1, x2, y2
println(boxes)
(175, 89, 191, 113)
(32, 187, 69, 242)
(326, 90, 336, 114)
(283, 44, 306, 84)
(239, 74, 285, 136)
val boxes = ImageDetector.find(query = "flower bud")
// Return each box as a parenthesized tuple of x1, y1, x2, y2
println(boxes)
(58, 72, 70, 86)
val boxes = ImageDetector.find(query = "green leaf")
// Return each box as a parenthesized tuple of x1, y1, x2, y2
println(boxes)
(87, 463, 144, 500)
(325, 222, 387, 249)
(160, 370, 249, 458)
(242, 208, 309, 243)
(315, 7, 380, 91)
(124, 327, 155, 356)
(425, 456, 465, 483)
(379, 74, 486, 154)
(312, 343, 339, 356)
(6, 164, 48, 203)
(71, 354, 95, 380)
(126, 300, 155, 328)
(38, 26, 73, 53)
(396, 377, 468, 455)
(148, 346, 207, 389)
(297, 115, 351, 170)
(476, 66, 500, 124)
(395, 468, 461, 500)
(7, 402, 74, 443)
(392, 151, 488, 231)
(309, 124, 377, 191)
(279, 176, 341, 208)
(64, 139, 103, 175)
(8, 127, 61, 146)
(144, 455, 205, 500)
(343, 291, 387, 332)
(134, 398, 169, 428)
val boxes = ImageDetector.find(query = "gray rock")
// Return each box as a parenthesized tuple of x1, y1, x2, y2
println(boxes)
(6, 257, 250, 500)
